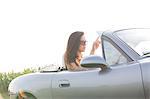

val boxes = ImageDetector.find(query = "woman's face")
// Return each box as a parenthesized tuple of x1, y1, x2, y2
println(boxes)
(79, 35, 86, 52)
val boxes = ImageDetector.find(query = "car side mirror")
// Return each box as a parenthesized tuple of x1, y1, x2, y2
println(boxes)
(80, 55, 108, 70)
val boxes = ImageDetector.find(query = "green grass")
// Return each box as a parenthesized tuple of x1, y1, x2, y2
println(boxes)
(0, 68, 37, 99)
(0, 92, 9, 99)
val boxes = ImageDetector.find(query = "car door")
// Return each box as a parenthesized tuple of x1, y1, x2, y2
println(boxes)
(51, 39, 145, 99)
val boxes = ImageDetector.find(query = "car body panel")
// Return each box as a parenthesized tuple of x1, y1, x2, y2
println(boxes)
(8, 28, 150, 99)
(52, 62, 144, 99)
(138, 57, 150, 99)
(9, 73, 54, 99)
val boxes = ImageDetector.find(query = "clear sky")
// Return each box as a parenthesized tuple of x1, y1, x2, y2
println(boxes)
(0, 0, 150, 72)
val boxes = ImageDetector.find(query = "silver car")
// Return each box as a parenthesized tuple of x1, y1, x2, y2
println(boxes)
(8, 28, 150, 99)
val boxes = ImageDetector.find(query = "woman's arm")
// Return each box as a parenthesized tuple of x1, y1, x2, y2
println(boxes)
(90, 36, 101, 55)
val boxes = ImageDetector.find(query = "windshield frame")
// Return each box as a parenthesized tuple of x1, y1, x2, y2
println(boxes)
(113, 28, 150, 58)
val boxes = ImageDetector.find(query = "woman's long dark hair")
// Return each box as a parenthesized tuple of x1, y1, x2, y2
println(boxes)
(64, 31, 84, 68)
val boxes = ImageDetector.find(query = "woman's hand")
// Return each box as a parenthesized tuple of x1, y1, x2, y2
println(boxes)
(90, 36, 101, 55)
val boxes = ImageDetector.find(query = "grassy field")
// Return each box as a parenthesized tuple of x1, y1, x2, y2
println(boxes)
(0, 94, 3, 99)
(0, 92, 9, 99)
(0, 68, 36, 99)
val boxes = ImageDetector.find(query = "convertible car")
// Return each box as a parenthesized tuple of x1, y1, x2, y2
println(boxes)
(8, 28, 150, 99)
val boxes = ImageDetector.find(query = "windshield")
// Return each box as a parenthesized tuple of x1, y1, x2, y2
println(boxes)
(115, 29, 150, 56)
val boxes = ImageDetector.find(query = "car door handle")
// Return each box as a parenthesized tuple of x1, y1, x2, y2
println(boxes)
(59, 80, 70, 88)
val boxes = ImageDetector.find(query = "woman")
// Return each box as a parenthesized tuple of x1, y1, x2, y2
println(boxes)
(64, 31, 100, 71)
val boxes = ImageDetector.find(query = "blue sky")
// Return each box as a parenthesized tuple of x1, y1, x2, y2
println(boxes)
(0, 0, 150, 72)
